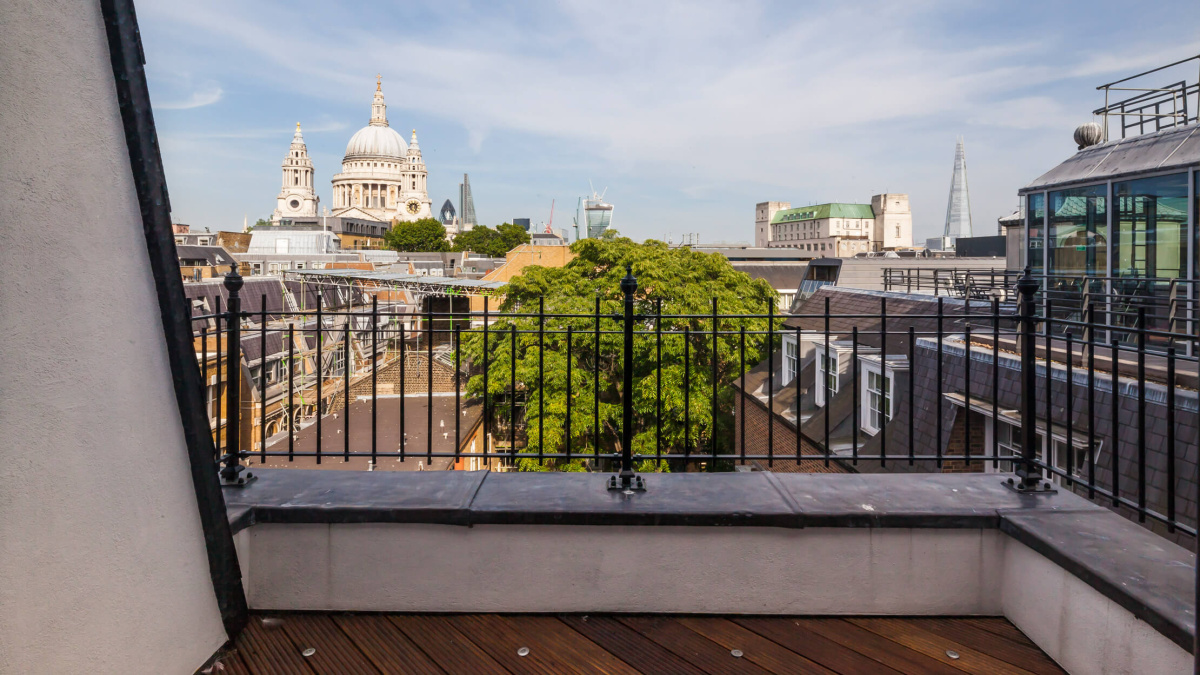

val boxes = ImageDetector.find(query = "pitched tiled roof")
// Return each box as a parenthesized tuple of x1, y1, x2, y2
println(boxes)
(782, 286, 1014, 355)
(732, 352, 851, 474)
(730, 262, 808, 292)
(1022, 122, 1200, 192)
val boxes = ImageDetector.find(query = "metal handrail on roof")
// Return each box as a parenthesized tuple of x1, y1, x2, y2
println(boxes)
(284, 268, 506, 296)
(1095, 54, 1200, 140)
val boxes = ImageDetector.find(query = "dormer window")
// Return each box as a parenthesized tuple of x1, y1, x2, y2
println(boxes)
(864, 370, 892, 434)
(814, 345, 839, 407)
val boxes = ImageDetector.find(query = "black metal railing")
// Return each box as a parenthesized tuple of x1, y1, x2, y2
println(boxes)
(886, 268, 1200, 350)
(882, 267, 1019, 299)
(1041, 275, 1200, 344)
(1094, 53, 1200, 140)
(195, 265, 1200, 539)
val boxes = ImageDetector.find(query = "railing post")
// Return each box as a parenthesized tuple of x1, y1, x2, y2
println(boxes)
(609, 264, 645, 492)
(220, 267, 254, 486)
(1013, 266, 1046, 492)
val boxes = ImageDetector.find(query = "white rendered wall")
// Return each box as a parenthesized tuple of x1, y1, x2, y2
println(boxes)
(0, 1, 228, 672)
(1002, 539, 1191, 675)
(240, 524, 1005, 615)
(238, 523, 1193, 672)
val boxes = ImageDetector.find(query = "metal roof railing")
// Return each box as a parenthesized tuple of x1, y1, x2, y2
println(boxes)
(284, 268, 507, 296)
(1094, 54, 1200, 141)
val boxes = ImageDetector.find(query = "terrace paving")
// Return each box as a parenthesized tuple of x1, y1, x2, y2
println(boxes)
(214, 613, 1064, 674)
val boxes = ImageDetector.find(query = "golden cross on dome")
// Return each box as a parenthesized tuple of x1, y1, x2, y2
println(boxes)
(376, 74, 382, 91)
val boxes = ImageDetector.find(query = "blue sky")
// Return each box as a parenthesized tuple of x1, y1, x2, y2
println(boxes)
(140, 0, 1200, 243)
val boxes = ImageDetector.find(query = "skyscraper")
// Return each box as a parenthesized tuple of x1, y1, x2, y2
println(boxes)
(459, 174, 477, 230)
(943, 138, 972, 239)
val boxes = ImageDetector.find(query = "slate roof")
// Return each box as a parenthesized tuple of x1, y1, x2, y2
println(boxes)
(1022, 122, 1200, 193)
(730, 262, 808, 292)
(782, 286, 1015, 355)
(177, 245, 235, 267)
(185, 277, 292, 330)
(686, 247, 812, 262)
(240, 329, 287, 364)
(732, 351, 852, 474)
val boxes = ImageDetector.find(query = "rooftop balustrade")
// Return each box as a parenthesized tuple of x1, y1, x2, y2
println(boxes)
(186, 262, 1200, 671)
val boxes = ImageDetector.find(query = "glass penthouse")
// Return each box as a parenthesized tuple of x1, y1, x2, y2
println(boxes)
(1019, 56, 1200, 333)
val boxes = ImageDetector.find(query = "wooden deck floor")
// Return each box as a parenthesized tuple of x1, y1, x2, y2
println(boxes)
(213, 613, 1065, 674)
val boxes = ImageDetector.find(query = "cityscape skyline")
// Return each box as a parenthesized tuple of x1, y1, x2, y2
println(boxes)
(140, 0, 1200, 242)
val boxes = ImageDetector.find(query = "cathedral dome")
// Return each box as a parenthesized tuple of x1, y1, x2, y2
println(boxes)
(344, 124, 407, 160)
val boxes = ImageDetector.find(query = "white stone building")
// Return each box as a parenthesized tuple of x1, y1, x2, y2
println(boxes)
(754, 201, 790, 248)
(273, 78, 433, 229)
(871, 193, 912, 249)
(330, 78, 432, 222)
(270, 123, 319, 223)
(755, 194, 913, 256)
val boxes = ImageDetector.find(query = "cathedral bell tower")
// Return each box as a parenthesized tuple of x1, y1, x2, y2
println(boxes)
(271, 122, 320, 223)
(398, 128, 431, 219)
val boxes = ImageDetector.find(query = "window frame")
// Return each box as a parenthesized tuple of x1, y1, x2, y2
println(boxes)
(783, 335, 798, 384)
(814, 345, 839, 407)
(858, 357, 897, 435)
(980, 414, 1105, 484)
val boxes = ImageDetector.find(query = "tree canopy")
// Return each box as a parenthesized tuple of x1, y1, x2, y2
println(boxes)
(451, 222, 531, 257)
(458, 236, 777, 472)
(383, 217, 450, 252)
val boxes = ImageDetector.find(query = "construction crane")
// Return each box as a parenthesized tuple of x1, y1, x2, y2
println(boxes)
(544, 199, 555, 234)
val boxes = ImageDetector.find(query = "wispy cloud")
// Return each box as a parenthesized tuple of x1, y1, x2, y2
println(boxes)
(137, 0, 1200, 237)
(156, 84, 224, 110)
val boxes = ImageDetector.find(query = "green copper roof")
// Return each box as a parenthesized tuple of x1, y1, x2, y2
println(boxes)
(771, 203, 875, 224)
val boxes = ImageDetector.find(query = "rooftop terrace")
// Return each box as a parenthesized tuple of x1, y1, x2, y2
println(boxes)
(6, 3, 1200, 673)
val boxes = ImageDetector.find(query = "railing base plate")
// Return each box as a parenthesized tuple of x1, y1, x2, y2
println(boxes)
(221, 468, 258, 487)
(607, 475, 647, 493)
(1002, 477, 1057, 495)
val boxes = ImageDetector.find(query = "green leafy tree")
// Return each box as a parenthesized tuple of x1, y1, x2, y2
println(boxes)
(452, 222, 531, 257)
(494, 222, 532, 253)
(451, 225, 499, 255)
(383, 217, 450, 252)
(249, 218, 271, 230)
(458, 236, 776, 471)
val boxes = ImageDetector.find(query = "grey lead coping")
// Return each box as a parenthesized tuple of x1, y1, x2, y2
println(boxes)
(224, 469, 1194, 652)
(1002, 510, 1196, 653)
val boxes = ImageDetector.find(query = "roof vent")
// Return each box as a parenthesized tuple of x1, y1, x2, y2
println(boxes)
(1074, 122, 1104, 150)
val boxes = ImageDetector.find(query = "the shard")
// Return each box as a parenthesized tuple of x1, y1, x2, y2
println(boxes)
(943, 138, 973, 239)
(459, 173, 477, 228)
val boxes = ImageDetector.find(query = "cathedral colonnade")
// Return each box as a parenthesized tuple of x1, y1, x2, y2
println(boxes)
(334, 184, 405, 209)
